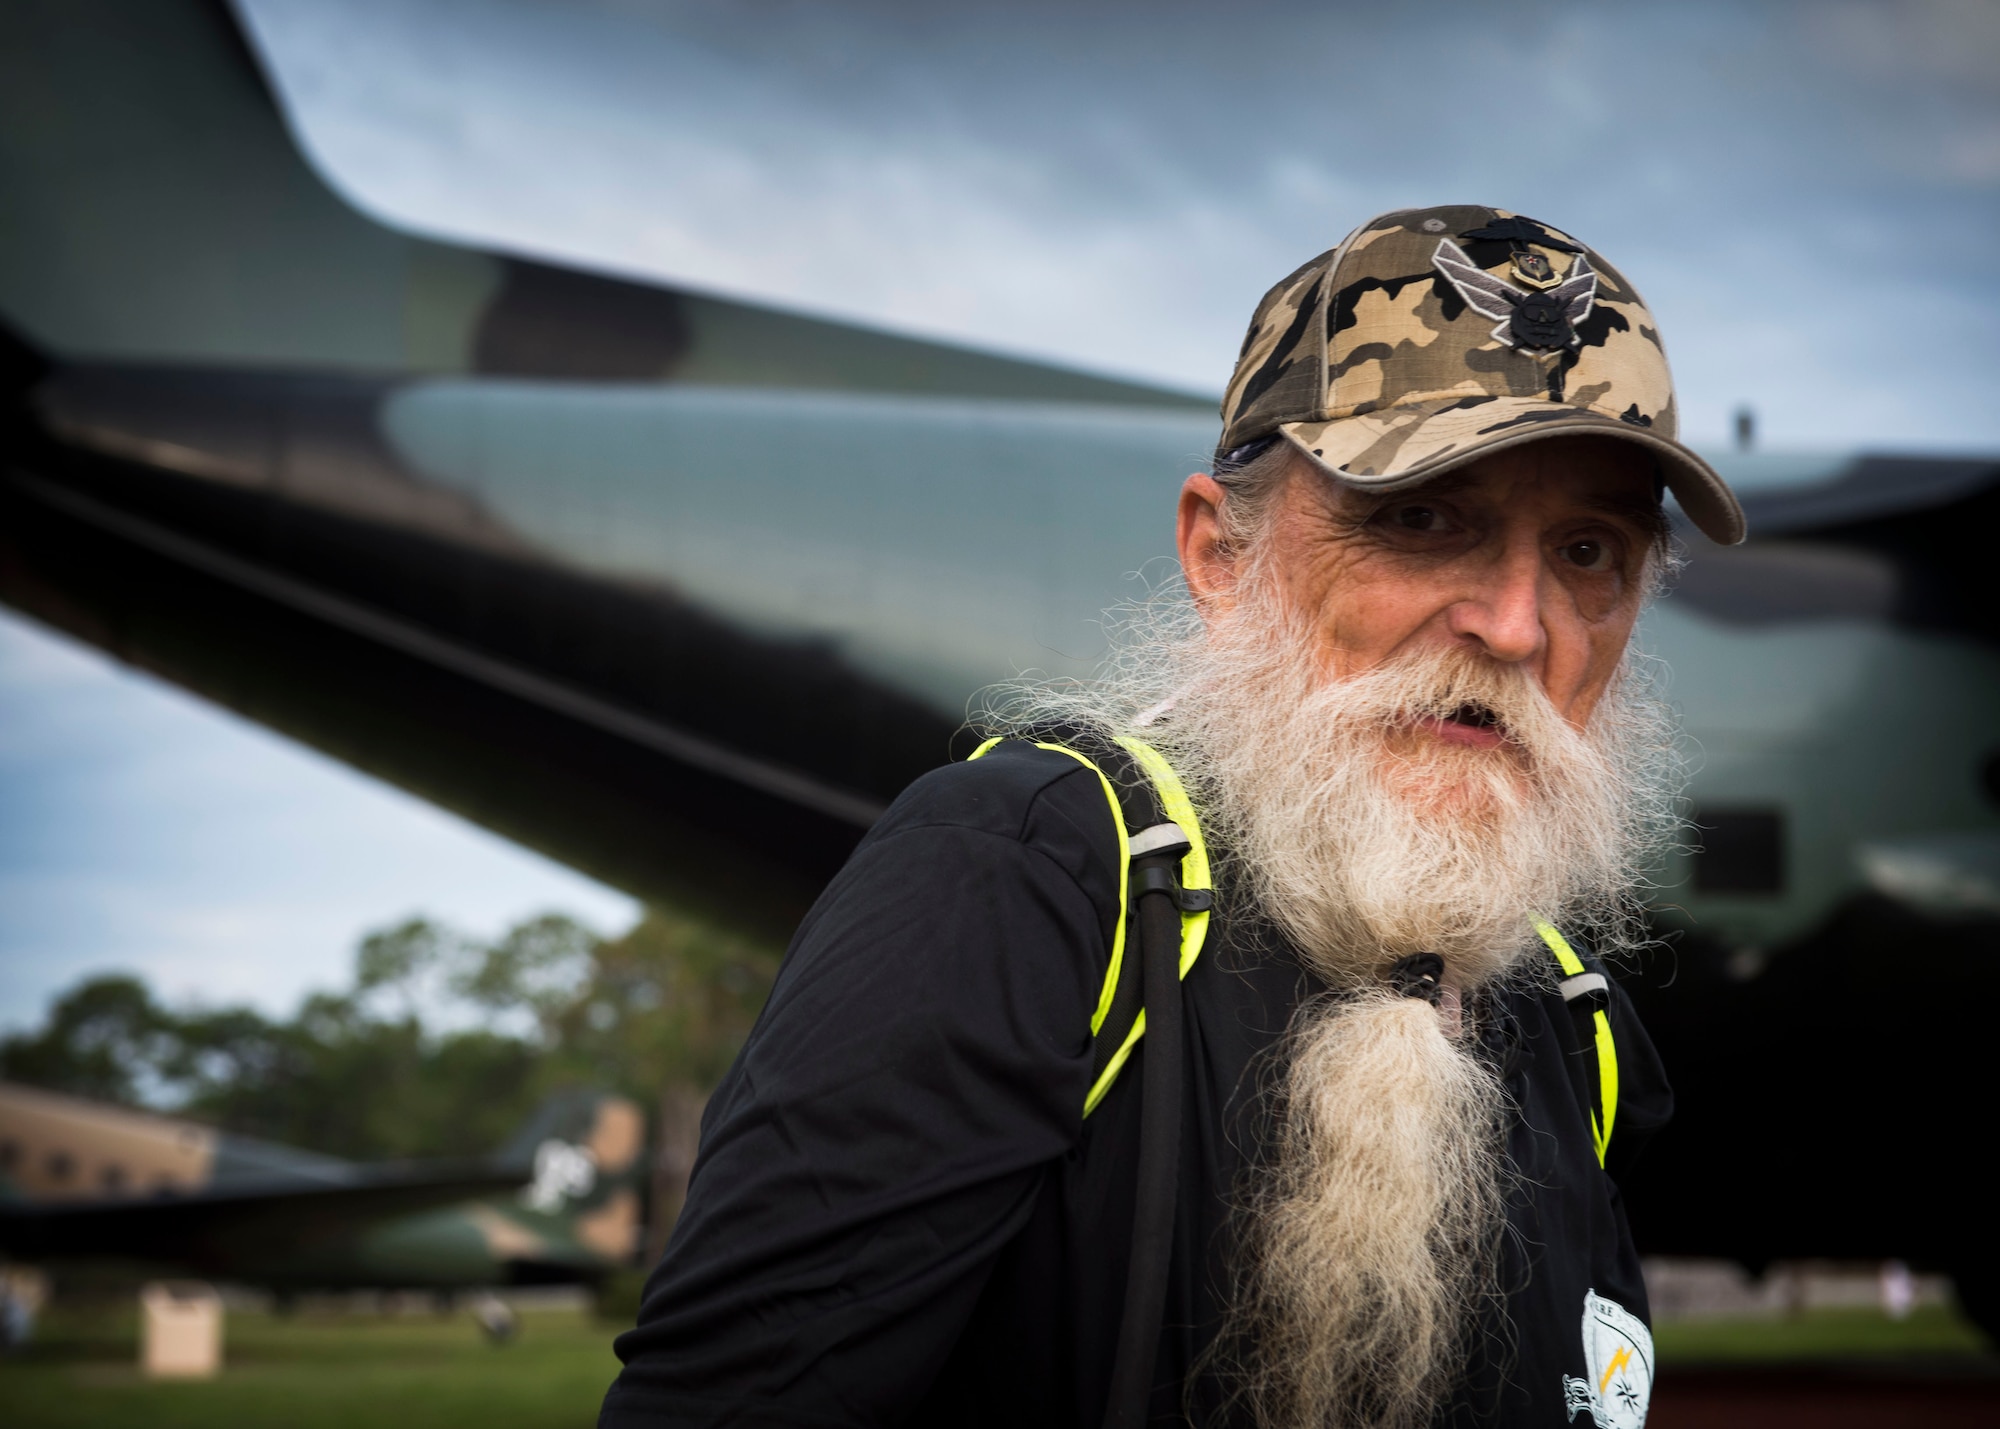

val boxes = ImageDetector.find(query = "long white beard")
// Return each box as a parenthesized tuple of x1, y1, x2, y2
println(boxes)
(1231, 988, 1508, 1429)
(1177, 587, 1676, 1427)
(982, 575, 1682, 1429)
(1163, 589, 1674, 989)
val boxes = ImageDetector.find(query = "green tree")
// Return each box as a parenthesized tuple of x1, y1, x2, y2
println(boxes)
(0, 974, 173, 1103)
(167, 991, 545, 1161)
(567, 910, 779, 1252)
(354, 916, 462, 1021)
(2, 905, 782, 1236)
(451, 913, 597, 1028)
(449, 907, 780, 1251)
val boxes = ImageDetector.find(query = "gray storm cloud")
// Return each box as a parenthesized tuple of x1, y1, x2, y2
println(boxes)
(240, 0, 2000, 449)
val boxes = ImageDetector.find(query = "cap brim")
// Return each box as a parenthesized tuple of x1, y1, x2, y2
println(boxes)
(1280, 396, 1745, 545)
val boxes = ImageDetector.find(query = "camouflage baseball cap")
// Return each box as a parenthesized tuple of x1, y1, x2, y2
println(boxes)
(1219, 205, 1745, 544)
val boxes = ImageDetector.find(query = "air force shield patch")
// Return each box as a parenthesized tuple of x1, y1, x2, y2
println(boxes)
(1561, 1290, 1655, 1427)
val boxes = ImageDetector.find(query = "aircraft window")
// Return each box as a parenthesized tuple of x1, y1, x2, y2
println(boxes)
(45, 1150, 76, 1183)
(0, 1137, 18, 1171)
(100, 1163, 128, 1193)
(1693, 810, 1786, 895)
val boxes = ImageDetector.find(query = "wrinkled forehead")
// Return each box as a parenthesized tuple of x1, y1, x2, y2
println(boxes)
(1325, 437, 1667, 524)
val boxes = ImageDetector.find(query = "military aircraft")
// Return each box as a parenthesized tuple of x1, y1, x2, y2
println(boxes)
(2, 0, 1996, 1332)
(0, 1080, 643, 1328)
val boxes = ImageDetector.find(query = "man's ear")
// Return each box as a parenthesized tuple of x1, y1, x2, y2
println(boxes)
(1177, 473, 1236, 615)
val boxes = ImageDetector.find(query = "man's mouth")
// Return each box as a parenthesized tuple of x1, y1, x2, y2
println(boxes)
(1413, 701, 1508, 749)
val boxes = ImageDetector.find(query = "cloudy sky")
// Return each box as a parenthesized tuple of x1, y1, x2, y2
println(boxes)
(0, 610, 638, 1031)
(5, 0, 1997, 1033)
(240, 0, 2000, 449)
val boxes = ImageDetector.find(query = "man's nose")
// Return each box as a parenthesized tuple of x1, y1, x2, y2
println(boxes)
(1445, 544, 1546, 663)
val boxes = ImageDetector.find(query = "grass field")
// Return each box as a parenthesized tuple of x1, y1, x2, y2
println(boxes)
(2, 1302, 624, 1429)
(1655, 1303, 1991, 1363)
(2, 1299, 1991, 1427)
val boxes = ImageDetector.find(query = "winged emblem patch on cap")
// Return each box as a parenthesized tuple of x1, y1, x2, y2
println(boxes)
(1432, 239, 1597, 355)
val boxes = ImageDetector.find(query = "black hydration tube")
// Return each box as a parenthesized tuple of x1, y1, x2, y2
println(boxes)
(1100, 846, 1192, 1428)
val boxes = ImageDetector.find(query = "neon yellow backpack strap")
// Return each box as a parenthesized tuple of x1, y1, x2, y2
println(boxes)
(967, 735, 1211, 1117)
(969, 736, 1130, 1036)
(1534, 918, 1618, 1167)
(1115, 737, 1212, 979)
(1080, 736, 1210, 1116)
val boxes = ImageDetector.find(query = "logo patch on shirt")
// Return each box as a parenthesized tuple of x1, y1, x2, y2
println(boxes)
(1561, 1289, 1654, 1427)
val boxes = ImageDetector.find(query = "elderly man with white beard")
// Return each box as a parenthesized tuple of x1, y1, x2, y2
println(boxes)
(601, 207, 1746, 1429)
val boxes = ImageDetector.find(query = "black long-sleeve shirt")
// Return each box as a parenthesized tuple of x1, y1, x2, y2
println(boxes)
(602, 739, 1672, 1427)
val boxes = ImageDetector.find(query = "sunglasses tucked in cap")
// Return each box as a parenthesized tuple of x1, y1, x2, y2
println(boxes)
(1219, 205, 1745, 545)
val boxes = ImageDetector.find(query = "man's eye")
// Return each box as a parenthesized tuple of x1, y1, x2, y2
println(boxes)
(1393, 506, 1441, 531)
(1559, 540, 1614, 571)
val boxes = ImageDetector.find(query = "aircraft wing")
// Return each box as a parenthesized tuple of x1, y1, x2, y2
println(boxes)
(0, 0, 1215, 940)
(1730, 453, 1999, 536)
(0, 1162, 527, 1268)
(1668, 452, 2000, 648)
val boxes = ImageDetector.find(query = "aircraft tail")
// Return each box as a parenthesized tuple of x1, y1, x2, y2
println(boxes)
(491, 1090, 647, 1270)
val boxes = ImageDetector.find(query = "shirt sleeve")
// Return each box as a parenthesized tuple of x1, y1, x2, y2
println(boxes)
(600, 753, 1120, 1429)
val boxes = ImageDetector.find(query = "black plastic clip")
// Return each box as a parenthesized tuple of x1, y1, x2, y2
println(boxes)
(1133, 864, 1213, 914)
(1388, 952, 1446, 1006)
